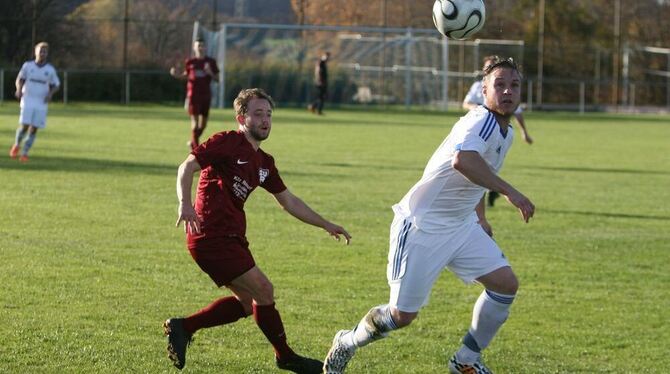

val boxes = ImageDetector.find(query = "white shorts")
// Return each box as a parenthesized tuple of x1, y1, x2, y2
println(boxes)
(387, 214, 510, 313)
(19, 106, 48, 128)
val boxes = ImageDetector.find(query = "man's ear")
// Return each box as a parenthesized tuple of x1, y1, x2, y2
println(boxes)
(236, 114, 246, 126)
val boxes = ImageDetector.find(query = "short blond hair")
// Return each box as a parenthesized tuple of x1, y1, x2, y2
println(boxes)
(233, 88, 275, 116)
(35, 42, 49, 50)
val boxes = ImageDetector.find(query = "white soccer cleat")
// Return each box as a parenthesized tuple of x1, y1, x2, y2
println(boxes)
(323, 330, 356, 374)
(448, 355, 493, 374)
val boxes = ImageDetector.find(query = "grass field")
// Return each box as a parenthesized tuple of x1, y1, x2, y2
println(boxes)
(1, 102, 669, 373)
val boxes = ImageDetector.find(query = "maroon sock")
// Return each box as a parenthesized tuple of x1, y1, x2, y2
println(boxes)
(183, 296, 248, 335)
(191, 129, 200, 147)
(253, 303, 295, 361)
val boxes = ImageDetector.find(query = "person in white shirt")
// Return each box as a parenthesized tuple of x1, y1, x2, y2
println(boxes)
(9, 42, 60, 162)
(323, 58, 535, 374)
(463, 55, 532, 207)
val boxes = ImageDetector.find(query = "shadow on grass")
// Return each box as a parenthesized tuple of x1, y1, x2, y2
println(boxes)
(543, 208, 670, 221)
(0, 155, 175, 175)
(319, 162, 423, 172)
(519, 164, 669, 176)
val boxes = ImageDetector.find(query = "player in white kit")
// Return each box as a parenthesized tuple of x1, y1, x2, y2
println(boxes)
(324, 58, 535, 374)
(463, 55, 533, 208)
(9, 42, 60, 162)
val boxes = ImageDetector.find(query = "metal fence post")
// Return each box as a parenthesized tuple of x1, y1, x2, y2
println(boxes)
(527, 79, 533, 112)
(441, 36, 449, 111)
(404, 27, 413, 110)
(63, 70, 68, 105)
(125, 71, 130, 105)
(0, 69, 4, 103)
(219, 23, 227, 109)
(579, 81, 585, 114)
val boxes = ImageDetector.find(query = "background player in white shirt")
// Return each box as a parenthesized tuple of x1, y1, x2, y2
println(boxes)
(324, 58, 535, 374)
(463, 55, 533, 207)
(9, 42, 60, 162)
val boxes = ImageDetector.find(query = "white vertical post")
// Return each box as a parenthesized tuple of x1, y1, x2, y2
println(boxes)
(579, 81, 585, 114)
(63, 71, 68, 105)
(125, 71, 130, 105)
(622, 45, 629, 105)
(527, 79, 533, 112)
(441, 35, 449, 111)
(218, 23, 227, 109)
(404, 27, 413, 109)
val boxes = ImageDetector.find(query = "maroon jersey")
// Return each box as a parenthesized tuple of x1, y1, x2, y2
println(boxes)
(184, 56, 219, 99)
(189, 130, 287, 240)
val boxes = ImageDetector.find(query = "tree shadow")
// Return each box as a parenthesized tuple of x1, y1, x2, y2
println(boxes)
(0, 155, 175, 175)
(542, 208, 670, 221)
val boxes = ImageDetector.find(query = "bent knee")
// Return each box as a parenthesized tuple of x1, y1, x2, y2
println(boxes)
(391, 308, 418, 328)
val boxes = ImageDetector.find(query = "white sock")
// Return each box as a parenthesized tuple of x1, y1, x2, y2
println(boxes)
(456, 290, 515, 363)
(348, 304, 398, 348)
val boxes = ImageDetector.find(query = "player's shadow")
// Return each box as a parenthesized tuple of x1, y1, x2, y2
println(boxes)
(0, 155, 174, 175)
(518, 164, 669, 175)
(542, 208, 670, 221)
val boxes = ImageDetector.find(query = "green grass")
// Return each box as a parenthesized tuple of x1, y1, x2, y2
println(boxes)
(1, 102, 669, 373)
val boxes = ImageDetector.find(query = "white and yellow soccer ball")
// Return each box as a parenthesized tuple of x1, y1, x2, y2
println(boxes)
(432, 0, 486, 40)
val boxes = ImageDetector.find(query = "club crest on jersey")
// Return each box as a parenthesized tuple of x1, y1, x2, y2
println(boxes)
(259, 168, 269, 183)
(496, 146, 502, 154)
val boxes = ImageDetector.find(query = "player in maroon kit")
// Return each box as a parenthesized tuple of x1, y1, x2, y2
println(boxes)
(170, 38, 220, 150)
(165, 88, 351, 373)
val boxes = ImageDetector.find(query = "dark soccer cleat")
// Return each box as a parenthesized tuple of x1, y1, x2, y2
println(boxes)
(163, 318, 192, 370)
(276, 353, 323, 374)
(448, 355, 493, 374)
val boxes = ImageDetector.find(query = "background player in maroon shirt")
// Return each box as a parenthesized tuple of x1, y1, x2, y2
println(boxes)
(170, 38, 219, 150)
(165, 88, 351, 373)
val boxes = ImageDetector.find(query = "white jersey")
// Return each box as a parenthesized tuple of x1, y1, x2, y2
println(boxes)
(392, 106, 514, 232)
(17, 60, 60, 109)
(464, 80, 522, 115)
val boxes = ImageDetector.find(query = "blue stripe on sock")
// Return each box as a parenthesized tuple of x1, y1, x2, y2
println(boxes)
(462, 331, 481, 352)
(485, 289, 515, 304)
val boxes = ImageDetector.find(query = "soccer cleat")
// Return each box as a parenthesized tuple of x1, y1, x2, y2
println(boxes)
(323, 330, 356, 374)
(163, 318, 192, 370)
(9, 145, 20, 159)
(19, 155, 29, 163)
(448, 355, 493, 374)
(275, 353, 323, 374)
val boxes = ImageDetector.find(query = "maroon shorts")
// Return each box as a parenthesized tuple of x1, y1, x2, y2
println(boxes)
(187, 235, 256, 287)
(187, 96, 211, 116)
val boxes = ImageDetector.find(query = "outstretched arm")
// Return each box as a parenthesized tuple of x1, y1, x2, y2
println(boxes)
(453, 150, 535, 222)
(273, 189, 351, 244)
(176, 154, 202, 234)
(514, 112, 533, 144)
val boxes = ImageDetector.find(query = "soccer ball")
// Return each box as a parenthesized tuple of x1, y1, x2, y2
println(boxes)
(432, 0, 486, 40)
